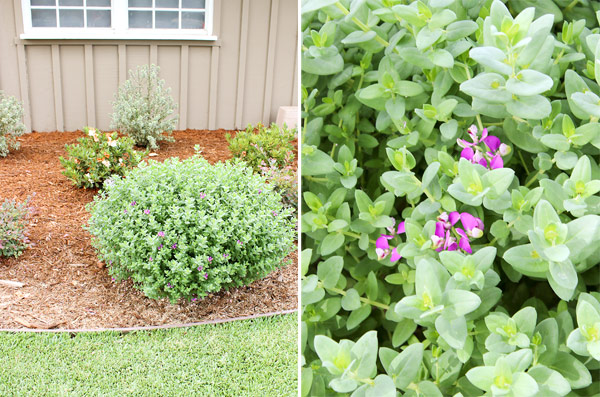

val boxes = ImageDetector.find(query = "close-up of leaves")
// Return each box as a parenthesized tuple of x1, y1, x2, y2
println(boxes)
(300, 0, 600, 396)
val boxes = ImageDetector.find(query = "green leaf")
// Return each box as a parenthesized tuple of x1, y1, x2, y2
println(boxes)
(503, 244, 548, 278)
(352, 331, 379, 379)
(347, 304, 372, 330)
(387, 343, 424, 390)
(482, 167, 515, 198)
(356, 84, 389, 111)
(541, 134, 570, 151)
(302, 46, 344, 75)
(460, 73, 512, 103)
(466, 366, 495, 392)
(416, 28, 442, 50)
(302, 145, 336, 176)
(506, 95, 552, 120)
(321, 233, 345, 256)
(445, 289, 481, 316)
(422, 162, 441, 189)
(533, 200, 561, 229)
(430, 49, 454, 68)
(446, 20, 478, 41)
(392, 318, 418, 347)
(342, 288, 362, 311)
(552, 351, 592, 389)
(436, 315, 467, 349)
(396, 81, 425, 97)
(301, 248, 313, 277)
(571, 91, 600, 118)
(469, 46, 512, 75)
(548, 260, 577, 301)
(505, 70, 554, 96)
(317, 256, 344, 288)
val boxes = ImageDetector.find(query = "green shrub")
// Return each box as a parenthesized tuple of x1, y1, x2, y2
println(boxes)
(60, 127, 147, 189)
(0, 91, 25, 157)
(110, 64, 178, 149)
(86, 155, 295, 302)
(0, 197, 32, 258)
(260, 156, 298, 219)
(226, 123, 296, 173)
(301, 1, 600, 396)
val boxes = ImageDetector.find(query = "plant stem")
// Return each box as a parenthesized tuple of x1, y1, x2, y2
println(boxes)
(524, 159, 556, 188)
(487, 217, 518, 246)
(318, 281, 390, 310)
(518, 150, 530, 174)
(564, 0, 579, 13)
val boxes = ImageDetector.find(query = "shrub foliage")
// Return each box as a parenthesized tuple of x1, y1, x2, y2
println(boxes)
(301, 1, 600, 396)
(86, 155, 295, 302)
(226, 123, 296, 173)
(111, 64, 178, 149)
(60, 127, 147, 189)
(0, 91, 25, 157)
(0, 197, 32, 258)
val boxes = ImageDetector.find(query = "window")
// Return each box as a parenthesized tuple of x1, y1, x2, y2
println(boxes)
(21, 0, 216, 40)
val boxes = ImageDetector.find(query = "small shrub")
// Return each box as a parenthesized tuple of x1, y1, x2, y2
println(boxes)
(60, 127, 147, 189)
(226, 123, 296, 173)
(260, 155, 298, 218)
(86, 155, 295, 302)
(110, 64, 178, 149)
(0, 91, 25, 157)
(0, 197, 32, 258)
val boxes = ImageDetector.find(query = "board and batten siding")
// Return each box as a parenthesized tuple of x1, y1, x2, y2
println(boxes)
(0, 0, 298, 132)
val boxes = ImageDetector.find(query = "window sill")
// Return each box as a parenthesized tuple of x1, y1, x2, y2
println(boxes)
(20, 31, 218, 41)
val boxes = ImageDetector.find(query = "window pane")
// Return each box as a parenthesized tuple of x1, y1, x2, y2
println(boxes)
(59, 9, 84, 27)
(182, 0, 204, 9)
(31, 9, 57, 27)
(129, 10, 152, 28)
(87, 0, 110, 6)
(87, 9, 111, 27)
(31, 0, 55, 5)
(181, 11, 203, 29)
(156, 0, 178, 8)
(128, 0, 151, 7)
(155, 11, 178, 29)
(59, 0, 82, 6)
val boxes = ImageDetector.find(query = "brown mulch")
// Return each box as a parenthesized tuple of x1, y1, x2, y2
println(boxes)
(0, 129, 298, 329)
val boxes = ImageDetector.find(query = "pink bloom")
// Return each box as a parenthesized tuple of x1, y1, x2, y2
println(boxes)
(144, 209, 150, 215)
(207, 256, 213, 262)
(131, 201, 136, 206)
(490, 154, 503, 170)
(203, 273, 208, 279)
(198, 265, 203, 271)
(199, 192, 206, 199)
(158, 231, 165, 237)
(158, 244, 163, 250)
(149, 256, 153, 261)
(171, 244, 177, 249)
(375, 235, 392, 260)
(457, 125, 509, 169)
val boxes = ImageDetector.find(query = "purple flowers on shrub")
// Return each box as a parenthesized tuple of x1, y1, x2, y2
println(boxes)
(431, 211, 484, 254)
(144, 209, 150, 214)
(457, 125, 510, 169)
(158, 231, 165, 237)
(375, 219, 405, 261)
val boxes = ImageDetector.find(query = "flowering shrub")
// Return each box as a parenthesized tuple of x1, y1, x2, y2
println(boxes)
(110, 64, 178, 149)
(60, 127, 147, 189)
(0, 91, 25, 157)
(0, 197, 32, 258)
(301, 1, 600, 396)
(260, 155, 299, 218)
(226, 123, 296, 173)
(86, 155, 295, 302)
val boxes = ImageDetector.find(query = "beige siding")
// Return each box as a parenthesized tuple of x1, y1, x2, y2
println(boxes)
(0, 0, 298, 132)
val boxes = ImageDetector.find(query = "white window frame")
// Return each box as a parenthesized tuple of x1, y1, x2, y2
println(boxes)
(20, 0, 216, 40)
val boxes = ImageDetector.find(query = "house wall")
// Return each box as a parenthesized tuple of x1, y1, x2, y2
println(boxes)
(0, 0, 298, 132)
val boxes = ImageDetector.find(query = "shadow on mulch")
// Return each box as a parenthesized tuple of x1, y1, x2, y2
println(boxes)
(0, 129, 298, 329)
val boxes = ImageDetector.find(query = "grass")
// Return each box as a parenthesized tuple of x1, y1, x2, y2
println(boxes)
(0, 313, 298, 396)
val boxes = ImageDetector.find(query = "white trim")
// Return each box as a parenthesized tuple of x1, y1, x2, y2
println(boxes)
(20, 0, 215, 40)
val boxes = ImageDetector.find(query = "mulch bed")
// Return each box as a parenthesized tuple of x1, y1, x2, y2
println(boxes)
(0, 130, 298, 329)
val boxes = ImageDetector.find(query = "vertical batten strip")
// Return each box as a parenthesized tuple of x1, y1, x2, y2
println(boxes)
(118, 44, 126, 86)
(179, 45, 189, 130)
(84, 44, 96, 126)
(291, 27, 298, 106)
(262, 0, 279, 123)
(235, 0, 250, 129)
(208, 45, 219, 130)
(13, 0, 31, 131)
(150, 44, 158, 65)
(51, 45, 63, 131)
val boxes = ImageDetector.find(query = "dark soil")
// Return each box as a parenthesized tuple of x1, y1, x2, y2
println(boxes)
(0, 129, 297, 329)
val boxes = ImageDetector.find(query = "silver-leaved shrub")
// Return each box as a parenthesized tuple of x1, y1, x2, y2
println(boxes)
(86, 155, 295, 303)
(110, 64, 178, 149)
(300, 1, 600, 396)
(0, 91, 25, 157)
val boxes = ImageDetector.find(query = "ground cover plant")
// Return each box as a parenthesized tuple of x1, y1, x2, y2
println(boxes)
(0, 313, 297, 396)
(0, 197, 32, 258)
(300, 0, 600, 396)
(0, 91, 25, 157)
(87, 153, 296, 303)
(111, 64, 178, 149)
(60, 127, 147, 189)
(227, 122, 297, 173)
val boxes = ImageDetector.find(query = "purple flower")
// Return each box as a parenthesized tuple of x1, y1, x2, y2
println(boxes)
(431, 211, 484, 254)
(457, 125, 510, 169)
(131, 201, 136, 206)
(158, 244, 163, 250)
(237, 240, 243, 245)
(158, 231, 165, 237)
(192, 297, 197, 302)
(171, 244, 177, 249)
(203, 273, 208, 279)
(149, 256, 153, 261)
(199, 192, 206, 199)
(272, 211, 278, 216)
(144, 209, 150, 215)
(111, 277, 115, 282)
(123, 209, 128, 214)
(207, 256, 213, 263)
(223, 253, 229, 258)
(258, 189, 262, 194)
(167, 283, 173, 288)
(197, 265, 203, 271)
(375, 218, 406, 262)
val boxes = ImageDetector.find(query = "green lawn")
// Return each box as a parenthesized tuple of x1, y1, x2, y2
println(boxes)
(0, 313, 298, 396)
